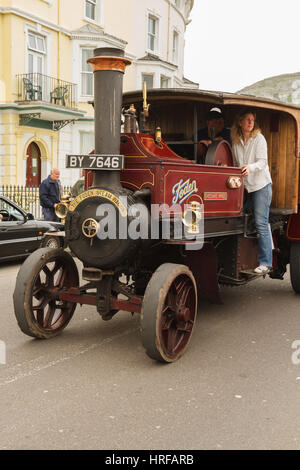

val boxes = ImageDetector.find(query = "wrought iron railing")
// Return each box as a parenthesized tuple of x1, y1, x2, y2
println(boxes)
(0, 185, 72, 219)
(16, 73, 78, 108)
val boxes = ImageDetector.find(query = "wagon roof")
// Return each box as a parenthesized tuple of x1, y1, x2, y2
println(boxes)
(123, 88, 300, 116)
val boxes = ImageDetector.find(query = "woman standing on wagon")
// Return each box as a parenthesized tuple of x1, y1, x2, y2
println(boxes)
(231, 109, 273, 274)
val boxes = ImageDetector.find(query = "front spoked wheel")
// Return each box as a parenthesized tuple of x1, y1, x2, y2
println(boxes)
(141, 263, 197, 363)
(13, 248, 79, 339)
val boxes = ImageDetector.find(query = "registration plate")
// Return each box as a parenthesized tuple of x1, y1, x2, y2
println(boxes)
(66, 154, 124, 170)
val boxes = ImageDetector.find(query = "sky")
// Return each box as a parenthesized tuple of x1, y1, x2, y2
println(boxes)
(184, 0, 300, 93)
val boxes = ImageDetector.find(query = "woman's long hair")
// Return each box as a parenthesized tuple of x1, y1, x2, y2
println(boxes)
(231, 108, 261, 144)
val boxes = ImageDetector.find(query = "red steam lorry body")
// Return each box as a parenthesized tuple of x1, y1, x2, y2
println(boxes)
(13, 47, 300, 363)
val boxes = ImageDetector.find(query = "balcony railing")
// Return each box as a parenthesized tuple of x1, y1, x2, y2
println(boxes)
(16, 73, 78, 109)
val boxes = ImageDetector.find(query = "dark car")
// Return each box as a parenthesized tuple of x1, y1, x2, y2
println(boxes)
(0, 195, 64, 262)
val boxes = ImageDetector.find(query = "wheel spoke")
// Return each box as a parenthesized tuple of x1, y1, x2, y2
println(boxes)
(167, 285, 177, 308)
(33, 285, 45, 299)
(161, 285, 177, 317)
(160, 272, 196, 358)
(166, 326, 179, 354)
(162, 303, 176, 316)
(51, 260, 63, 278)
(32, 296, 50, 311)
(177, 319, 194, 333)
(43, 301, 58, 328)
(174, 277, 187, 298)
(175, 278, 193, 307)
(33, 274, 46, 299)
(36, 308, 44, 326)
(162, 310, 188, 355)
(161, 311, 175, 331)
(55, 267, 67, 288)
(42, 264, 51, 277)
(42, 265, 53, 287)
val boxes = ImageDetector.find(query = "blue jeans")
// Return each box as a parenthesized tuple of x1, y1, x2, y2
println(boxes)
(244, 183, 273, 267)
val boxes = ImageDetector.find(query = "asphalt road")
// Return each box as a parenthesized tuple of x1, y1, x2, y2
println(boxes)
(0, 258, 300, 450)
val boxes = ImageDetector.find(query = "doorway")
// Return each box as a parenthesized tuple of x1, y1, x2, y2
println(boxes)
(26, 142, 41, 187)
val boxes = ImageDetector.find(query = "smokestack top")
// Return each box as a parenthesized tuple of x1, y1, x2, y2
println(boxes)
(94, 47, 124, 57)
(87, 47, 131, 74)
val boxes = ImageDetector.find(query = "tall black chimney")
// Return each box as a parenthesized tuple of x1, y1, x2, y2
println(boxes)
(87, 47, 131, 188)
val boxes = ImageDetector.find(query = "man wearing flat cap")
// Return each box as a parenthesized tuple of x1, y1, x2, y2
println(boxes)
(197, 108, 231, 162)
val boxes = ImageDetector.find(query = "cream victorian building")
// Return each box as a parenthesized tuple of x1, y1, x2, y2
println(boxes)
(0, 0, 196, 186)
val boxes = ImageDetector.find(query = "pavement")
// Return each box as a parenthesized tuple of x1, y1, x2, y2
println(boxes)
(0, 259, 300, 450)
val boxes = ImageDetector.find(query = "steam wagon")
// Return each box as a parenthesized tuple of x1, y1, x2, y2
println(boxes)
(13, 47, 300, 362)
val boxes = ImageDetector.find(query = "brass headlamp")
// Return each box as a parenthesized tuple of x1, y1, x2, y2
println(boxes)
(55, 194, 71, 223)
(182, 201, 202, 235)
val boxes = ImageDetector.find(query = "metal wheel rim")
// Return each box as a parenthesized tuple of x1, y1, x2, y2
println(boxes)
(141, 263, 197, 363)
(158, 273, 196, 360)
(29, 255, 77, 332)
(45, 237, 60, 249)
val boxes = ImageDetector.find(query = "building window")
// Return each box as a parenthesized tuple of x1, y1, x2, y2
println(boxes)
(172, 30, 179, 64)
(80, 132, 94, 154)
(85, 0, 97, 20)
(160, 76, 169, 89)
(27, 32, 46, 75)
(28, 33, 45, 53)
(81, 49, 94, 96)
(142, 74, 154, 90)
(147, 15, 158, 53)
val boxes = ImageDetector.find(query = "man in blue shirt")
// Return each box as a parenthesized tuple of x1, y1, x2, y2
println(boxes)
(39, 168, 61, 221)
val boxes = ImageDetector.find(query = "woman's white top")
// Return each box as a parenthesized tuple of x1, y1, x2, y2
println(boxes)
(232, 132, 272, 193)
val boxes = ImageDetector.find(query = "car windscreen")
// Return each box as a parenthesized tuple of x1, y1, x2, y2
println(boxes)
(0, 200, 25, 221)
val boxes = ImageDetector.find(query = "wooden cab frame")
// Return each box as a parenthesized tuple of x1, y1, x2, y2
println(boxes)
(123, 89, 300, 215)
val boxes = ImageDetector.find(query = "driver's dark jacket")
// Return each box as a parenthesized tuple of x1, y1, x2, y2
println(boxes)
(198, 127, 232, 145)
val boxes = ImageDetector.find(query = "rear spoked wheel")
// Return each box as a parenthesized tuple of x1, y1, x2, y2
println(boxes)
(141, 263, 197, 363)
(13, 248, 79, 339)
